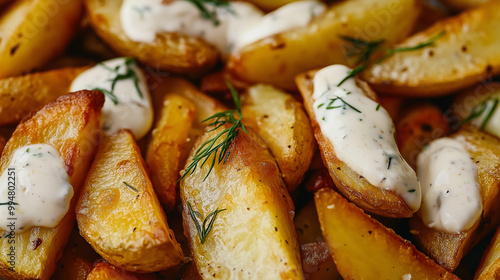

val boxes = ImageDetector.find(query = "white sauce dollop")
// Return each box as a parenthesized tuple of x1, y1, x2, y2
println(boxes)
(312, 64, 421, 211)
(417, 137, 482, 233)
(70, 57, 153, 139)
(120, 0, 326, 58)
(0, 144, 73, 233)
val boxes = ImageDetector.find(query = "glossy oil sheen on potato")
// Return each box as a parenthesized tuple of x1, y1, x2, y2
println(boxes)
(0, 90, 104, 280)
(227, 0, 420, 90)
(180, 126, 304, 279)
(315, 188, 459, 280)
(410, 126, 500, 271)
(76, 130, 185, 273)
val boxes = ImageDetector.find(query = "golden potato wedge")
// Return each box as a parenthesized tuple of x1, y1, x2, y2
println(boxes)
(396, 103, 450, 168)
(180, 126, 304, 279)
(300, 242, 340, 280)
(86, 261, 159, 280)
(296, 70, 414, 218)
(475, 226, 500, 279)
(227, 0, 420, 90)
(0, 90, 104, 280)
(0, 67, 89, 126)
(316, 188, 459, 279)
(51, 251, 93, 280)
(85, 0, 219, 75)
(0, 0, 83, 78)
(76, 130, 185, 273)
(410, 125, 500, 271)
(241, 84, 315, 191)
(362, 1, 500, 96)
(146, 94, 196, 212)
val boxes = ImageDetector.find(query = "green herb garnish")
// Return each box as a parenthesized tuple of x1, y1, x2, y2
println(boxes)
(187, 201, 226, 244)
(0, 202, 18, 206)
(376, 104, 381, 111)
(185, 0, 232, 26)
(464, 97, 499, 130)
(320, 96, 361, 113)
(123, 181, 139, 192)
(178, 81, 248, 182)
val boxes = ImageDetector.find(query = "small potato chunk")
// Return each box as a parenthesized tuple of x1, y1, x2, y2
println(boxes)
(241, 84, 315, 191)
(181, 126, 304, 279)
(410, 125, 500, 271)
(76, 130, 185, 273)
(315, 188, 459, 280)
(362, 1, 500, 96)
(86, 261, 159, 280)
(0, 0, 83, 78)
(297, 70, 414, 218)
(0, 90, 104, 280)
(85, 0, 219, 75)
(475, 227, 500, 279)
(0, 67, 89, 126)
(227, 0, 420, 90)
(146, 95, 196, 212)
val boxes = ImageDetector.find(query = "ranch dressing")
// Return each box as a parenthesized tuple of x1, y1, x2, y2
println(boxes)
(70, 57, 153, 139)
(417, 137, 482, 233)
(312, 64, 421, 211)
(120, 0, 326, 57)
(0, 144, 73, 233)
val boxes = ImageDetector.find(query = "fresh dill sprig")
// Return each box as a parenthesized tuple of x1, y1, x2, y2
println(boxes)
(92, 58, 143, 105)
(337, 31, 445, 86)
(0, 202, 18, 206)
(187, 201, 226, 244)
(178, 81, 248, 182)
(185, 0, 232, 26)
(123, 181, 139, 192)
(464, 97, 499, 129)
(323, 96, 361, 113)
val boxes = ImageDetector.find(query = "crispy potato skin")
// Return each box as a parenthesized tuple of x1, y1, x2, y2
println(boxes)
(296, 70, 413, 218)
(0, 0, 83, 78)
(396, 103, 450, 168)
(241, 84, 315, 192)
(315, 188, 459, 280)
(475, 227, 500, 279)
(146, 95, 196, 212)
(76, 130, 185, 273)
(84, 0, 219, 75)
(86, 261, 159, 280)
(0, 90, 104, 280)
(0, 67, 89, 126)
(180, 126, 304, 279)
(227, 0, 420, 90)
(363, 1, 500, 96)
(410, 126, 500, 271)
(300, 242, 340, 280)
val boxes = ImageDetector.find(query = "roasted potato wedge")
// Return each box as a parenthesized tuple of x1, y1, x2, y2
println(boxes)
(396, 103, 450, 168)
(300, 242, 340, 280)
(241, 84, 315, 191)
(0, 67, 89, 126)
(297, 70, 414, 218)
(146, 94, 196, 212)
(0, 90, 104, 280)
(410, 125, 500, 271)
(475, 226, 500, 279)
(362, 1, 500, 96)
(180, 126, 304, 279)
(227, 0, 420, 90)
(0, 0, 83, 78)
(85, 0, 219, 75)
(76, 130, 185, 273)
(86, 261, 159, 280)
(315, 188, 459, 279)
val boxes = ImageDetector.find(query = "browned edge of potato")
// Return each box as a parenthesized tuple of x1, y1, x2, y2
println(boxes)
(0, 0, 83, 78)
(296, 69, 414, 218)
(84, 0, 219, 75)
(474, 226, 500, 279)
(316, 188, 459, 279)
(241, 84, 315, 192)
(76, 130, 185, 273)
(180, 125, 304, 279)
(300, 242, 340, 280)
(226, 0, 420, 90)
(362, 1, 500, 96)
(0, 66, 90, 126)
(146, 94, 196, 212)
(0, 90, 104, 280)
(85, 260, 159, 280)
(410, 125, 500, 271)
